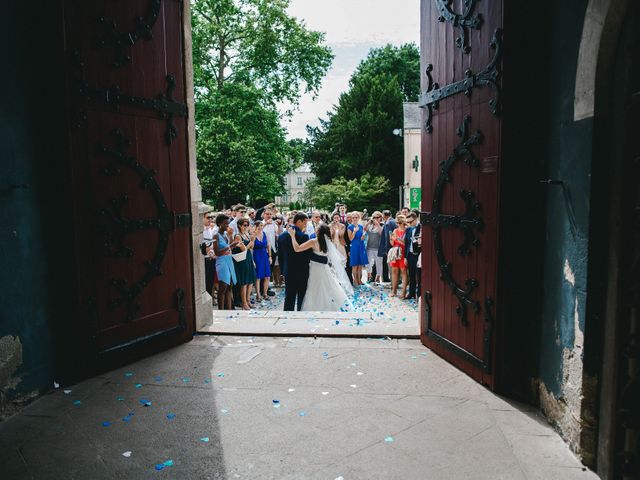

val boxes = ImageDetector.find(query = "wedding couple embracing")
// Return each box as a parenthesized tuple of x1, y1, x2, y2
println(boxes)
(278, 212, 353, 311)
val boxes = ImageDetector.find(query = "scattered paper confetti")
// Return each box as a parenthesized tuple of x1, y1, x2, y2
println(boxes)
(288, 388, 295, 392)
(200, 437, 210, 443)
(349, 384, 357, 388)
(167, 413, 176, 420)
(102, 421, 111, 427)
(122, 451, 132, 458)
(321, 392, 329, 395)
(124, 372, 133, 378)
(139, 399, 152, 407)
(116, 396, 125, 402)
(384, 436, 394, 443)
(63, 389, 72, 395)
(73, 400, 81, 406)
(182, 377, 190, 383)
(155, 376, 163, 382)
(298, 411, 306, 417)
(357, 372, 364, 376)
(135, 383, 143, 388)
(53, 382, 60, 389)
(221, 409, 229, 414)
(216, 372, 225, 378)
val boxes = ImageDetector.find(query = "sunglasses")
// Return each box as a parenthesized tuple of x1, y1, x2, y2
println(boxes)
(206, 216, 214, 219)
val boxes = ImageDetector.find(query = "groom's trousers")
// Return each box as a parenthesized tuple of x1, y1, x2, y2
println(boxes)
(284, 273, 309, 311)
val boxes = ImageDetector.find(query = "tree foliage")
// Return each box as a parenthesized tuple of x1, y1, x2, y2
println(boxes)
(304, 43, 419, 207)
(305, 174, 393, 212)
(191, 0, 333, 207)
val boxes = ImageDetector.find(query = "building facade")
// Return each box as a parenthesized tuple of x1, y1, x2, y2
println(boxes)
(402, 102, 422, 210)
(274, 163, 314, 207)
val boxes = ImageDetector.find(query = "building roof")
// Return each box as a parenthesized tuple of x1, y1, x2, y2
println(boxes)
(294, 163, 313, 174)
(403, 102, 421, 130)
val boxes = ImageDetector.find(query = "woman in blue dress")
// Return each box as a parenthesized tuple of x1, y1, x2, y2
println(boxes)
(212, 214, 240, 310)
(347, 211, 368, 286)
(252, 221, 271, 301)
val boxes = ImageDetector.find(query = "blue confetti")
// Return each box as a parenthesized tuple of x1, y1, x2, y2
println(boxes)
(116, 396, 125, 402)
(200, 437, 210, 443)
(124, 372, 133, 378)
(139, 399, 152, 407)
(135, 383, 142, 389)
(154, 376, 163, 382)
(216, 372, 225, 378)
(204, 379, 211, 384)
(298, 411, 306, 417)
(167, 413, 176, 420)
(73, 400, 81, 406)
(182, 377, 190, 383)
(384, 436, 394, 443)
(102, 421, 111, 427)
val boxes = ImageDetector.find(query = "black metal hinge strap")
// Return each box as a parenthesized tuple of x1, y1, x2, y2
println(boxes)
(420, 28, 502, 134)
(434, 0, 483, 54)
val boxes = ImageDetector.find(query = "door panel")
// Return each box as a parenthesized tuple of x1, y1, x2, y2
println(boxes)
(64, 0, 194, 367)
(420, 0, 502, 388)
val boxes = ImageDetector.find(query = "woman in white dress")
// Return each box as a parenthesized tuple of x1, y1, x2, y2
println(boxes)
(287, 224, 354, 312)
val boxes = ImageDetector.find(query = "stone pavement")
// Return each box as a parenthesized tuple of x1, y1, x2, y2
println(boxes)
(201, 283, 420, 338)
(0, 336, 597, 480)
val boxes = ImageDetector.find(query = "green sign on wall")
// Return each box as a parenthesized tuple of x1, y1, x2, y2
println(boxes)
(410, 188, 422, 209)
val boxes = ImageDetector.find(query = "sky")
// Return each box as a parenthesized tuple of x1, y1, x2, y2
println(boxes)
(283, 0, 420, 139)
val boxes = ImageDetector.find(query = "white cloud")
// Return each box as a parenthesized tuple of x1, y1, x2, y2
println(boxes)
(283, 0, 420, 139)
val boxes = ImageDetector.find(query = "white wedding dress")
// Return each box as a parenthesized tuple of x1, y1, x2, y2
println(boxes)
(301, 243, 354, 312)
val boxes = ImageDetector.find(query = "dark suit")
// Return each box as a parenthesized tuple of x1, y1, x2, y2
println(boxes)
(342, 221, 353, 282)
(280, 228, 311, 311)
(277, 231, 289, 277)
(405, 224, 422, 298)
(378, 218, 397, 282)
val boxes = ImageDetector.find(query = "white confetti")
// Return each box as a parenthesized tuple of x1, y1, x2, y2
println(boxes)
(122, 451, 132, 457)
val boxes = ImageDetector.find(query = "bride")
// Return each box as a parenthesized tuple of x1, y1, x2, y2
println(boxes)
(287, 223, 354, 311)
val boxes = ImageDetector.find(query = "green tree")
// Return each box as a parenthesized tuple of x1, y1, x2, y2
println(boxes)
(305, 174, 392, 212)
(191, 0, 333, 105)
(191, 0, 333, 206)
(304, 43, 419, 206)
(196, 84, 291, 206)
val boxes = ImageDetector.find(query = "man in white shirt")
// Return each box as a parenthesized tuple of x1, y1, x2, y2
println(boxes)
(229, 204, 246, 236)
(306, 210, 322, 238)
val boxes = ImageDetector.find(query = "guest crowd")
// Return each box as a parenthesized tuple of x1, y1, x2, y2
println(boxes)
(202, 202, 422, 310)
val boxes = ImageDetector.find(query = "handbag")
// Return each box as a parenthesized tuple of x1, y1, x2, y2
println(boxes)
(232, 250, 247, 262)
(200, 242, 208, 256)
(387, 246, 402, 263)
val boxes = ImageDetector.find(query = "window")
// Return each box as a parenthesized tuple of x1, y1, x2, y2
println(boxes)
(297, 191, 302, 199)
(297, 176, 302, 186)
(283, 194, 288, 202)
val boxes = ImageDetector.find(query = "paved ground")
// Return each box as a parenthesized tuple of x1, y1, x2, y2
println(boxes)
(0, 336, 597, 480)
(202, 283, 420, 337)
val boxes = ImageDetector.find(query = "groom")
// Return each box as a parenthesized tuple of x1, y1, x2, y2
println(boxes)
(278, 212, 311, 311)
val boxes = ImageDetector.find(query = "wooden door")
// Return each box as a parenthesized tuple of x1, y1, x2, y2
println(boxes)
(419, 0, 502, 388)
(64, 0, 194, 369)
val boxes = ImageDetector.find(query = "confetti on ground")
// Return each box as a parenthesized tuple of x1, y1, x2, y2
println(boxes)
(322, 391, 329, 395)
(357, 372, 364, 376)
(139, 399, 152, 407)
(63, 389, 72, 395)
(217, 372, 225, 378)
(135, 383, 143, 388)
(116, 396, 125, 402)
(349, 385, 357, 388)
(102, 421, 111, 427)
(124, 372, 133, 378)
(221, 409, 229, 414)
(73, 400, 81, 406)
(288, 388, 295, 392)
(167, 413, 176, 420)
(182, 377, 190, 383)
(298, 411, 306, 417)
(272, 399, 281, 408)
(155, 460, 174, 471)
(200, 437, 210, 443)
(53, 382, 60, 389)
(384, 436, 394, 443)
(155, 376, 163, 382)
(122, 451, 132, 458)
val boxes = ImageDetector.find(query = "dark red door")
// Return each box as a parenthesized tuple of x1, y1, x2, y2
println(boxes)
(420, 0, 502, 388)
(64, 0, 194, 368)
